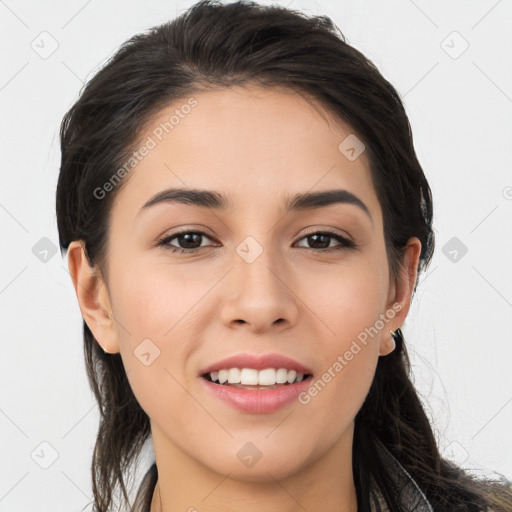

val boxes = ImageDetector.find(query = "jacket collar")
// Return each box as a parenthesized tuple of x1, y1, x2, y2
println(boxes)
(371, 437, 434, 512)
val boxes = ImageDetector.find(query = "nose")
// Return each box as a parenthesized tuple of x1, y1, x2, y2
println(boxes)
(219, 238, 299, 333)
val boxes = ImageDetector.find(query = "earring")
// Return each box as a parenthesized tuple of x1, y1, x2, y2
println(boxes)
(389, 327, 403, 343)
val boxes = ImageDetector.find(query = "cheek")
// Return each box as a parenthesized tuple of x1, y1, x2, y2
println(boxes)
(107, 269, 200, 406)
(300, 250, 389, 411)
(110, 263, 209, 342)
(311, 255, 390, 342)
(312, 276, 383, 404)
(109, 258, 219, 380)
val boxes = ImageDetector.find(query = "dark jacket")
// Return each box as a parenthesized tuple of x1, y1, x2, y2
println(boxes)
(371, 437, 434, 511)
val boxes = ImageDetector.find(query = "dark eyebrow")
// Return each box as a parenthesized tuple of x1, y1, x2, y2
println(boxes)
(286, 189, 371, 221)
(137, 187, 372, 222)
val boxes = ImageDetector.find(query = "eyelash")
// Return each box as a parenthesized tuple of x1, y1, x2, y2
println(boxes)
(156, 229, 357, 254)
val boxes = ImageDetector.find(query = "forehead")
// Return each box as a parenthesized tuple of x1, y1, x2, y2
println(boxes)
(111, 84, 381, 223)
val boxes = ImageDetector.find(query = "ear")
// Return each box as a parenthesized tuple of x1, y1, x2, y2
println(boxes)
(66, 240, 120, 354)
(379, 236, 422, 356)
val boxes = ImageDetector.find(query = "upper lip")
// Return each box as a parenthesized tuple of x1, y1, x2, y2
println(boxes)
(199, 352, 313, 376)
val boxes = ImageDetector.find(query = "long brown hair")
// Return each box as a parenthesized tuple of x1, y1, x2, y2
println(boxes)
(56, 1, 512, 510)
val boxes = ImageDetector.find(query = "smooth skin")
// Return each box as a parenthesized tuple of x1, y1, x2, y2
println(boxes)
(67, 84, 421, 512)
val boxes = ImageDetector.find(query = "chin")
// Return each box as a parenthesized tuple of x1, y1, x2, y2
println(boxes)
(202, 450, 310, 484)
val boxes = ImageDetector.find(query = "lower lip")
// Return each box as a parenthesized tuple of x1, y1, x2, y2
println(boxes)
(200, 375, 313, 414)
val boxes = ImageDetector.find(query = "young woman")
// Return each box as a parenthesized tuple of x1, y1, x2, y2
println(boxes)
(56, 1, 512, 511)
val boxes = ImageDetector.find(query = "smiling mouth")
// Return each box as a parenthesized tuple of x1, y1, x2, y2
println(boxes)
(201, 370, 313, 389)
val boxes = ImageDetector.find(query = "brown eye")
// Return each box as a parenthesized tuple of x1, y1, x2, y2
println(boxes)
(157, 230, 355, 255)
(158, 231, 215, 254)
(295, 231, 355, 252)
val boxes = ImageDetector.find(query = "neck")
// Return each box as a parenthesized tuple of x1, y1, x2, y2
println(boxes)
(149, 422, 358, 512)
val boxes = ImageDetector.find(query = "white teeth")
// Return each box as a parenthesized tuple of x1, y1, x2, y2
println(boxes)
(275, 368, 288, 384)
(258, 368, 275, 386)
(240, 368, 259, 385)
(218, 369, 229, 384)
(207, 368, 308, 386)
(286, 370, 297, 384)
(227, 368, 241, 384)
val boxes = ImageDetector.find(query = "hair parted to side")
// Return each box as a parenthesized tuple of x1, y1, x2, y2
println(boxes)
(56, 1, 512, 511)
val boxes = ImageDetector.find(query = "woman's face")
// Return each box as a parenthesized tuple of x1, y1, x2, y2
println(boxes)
(71, 84, 420, 482)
